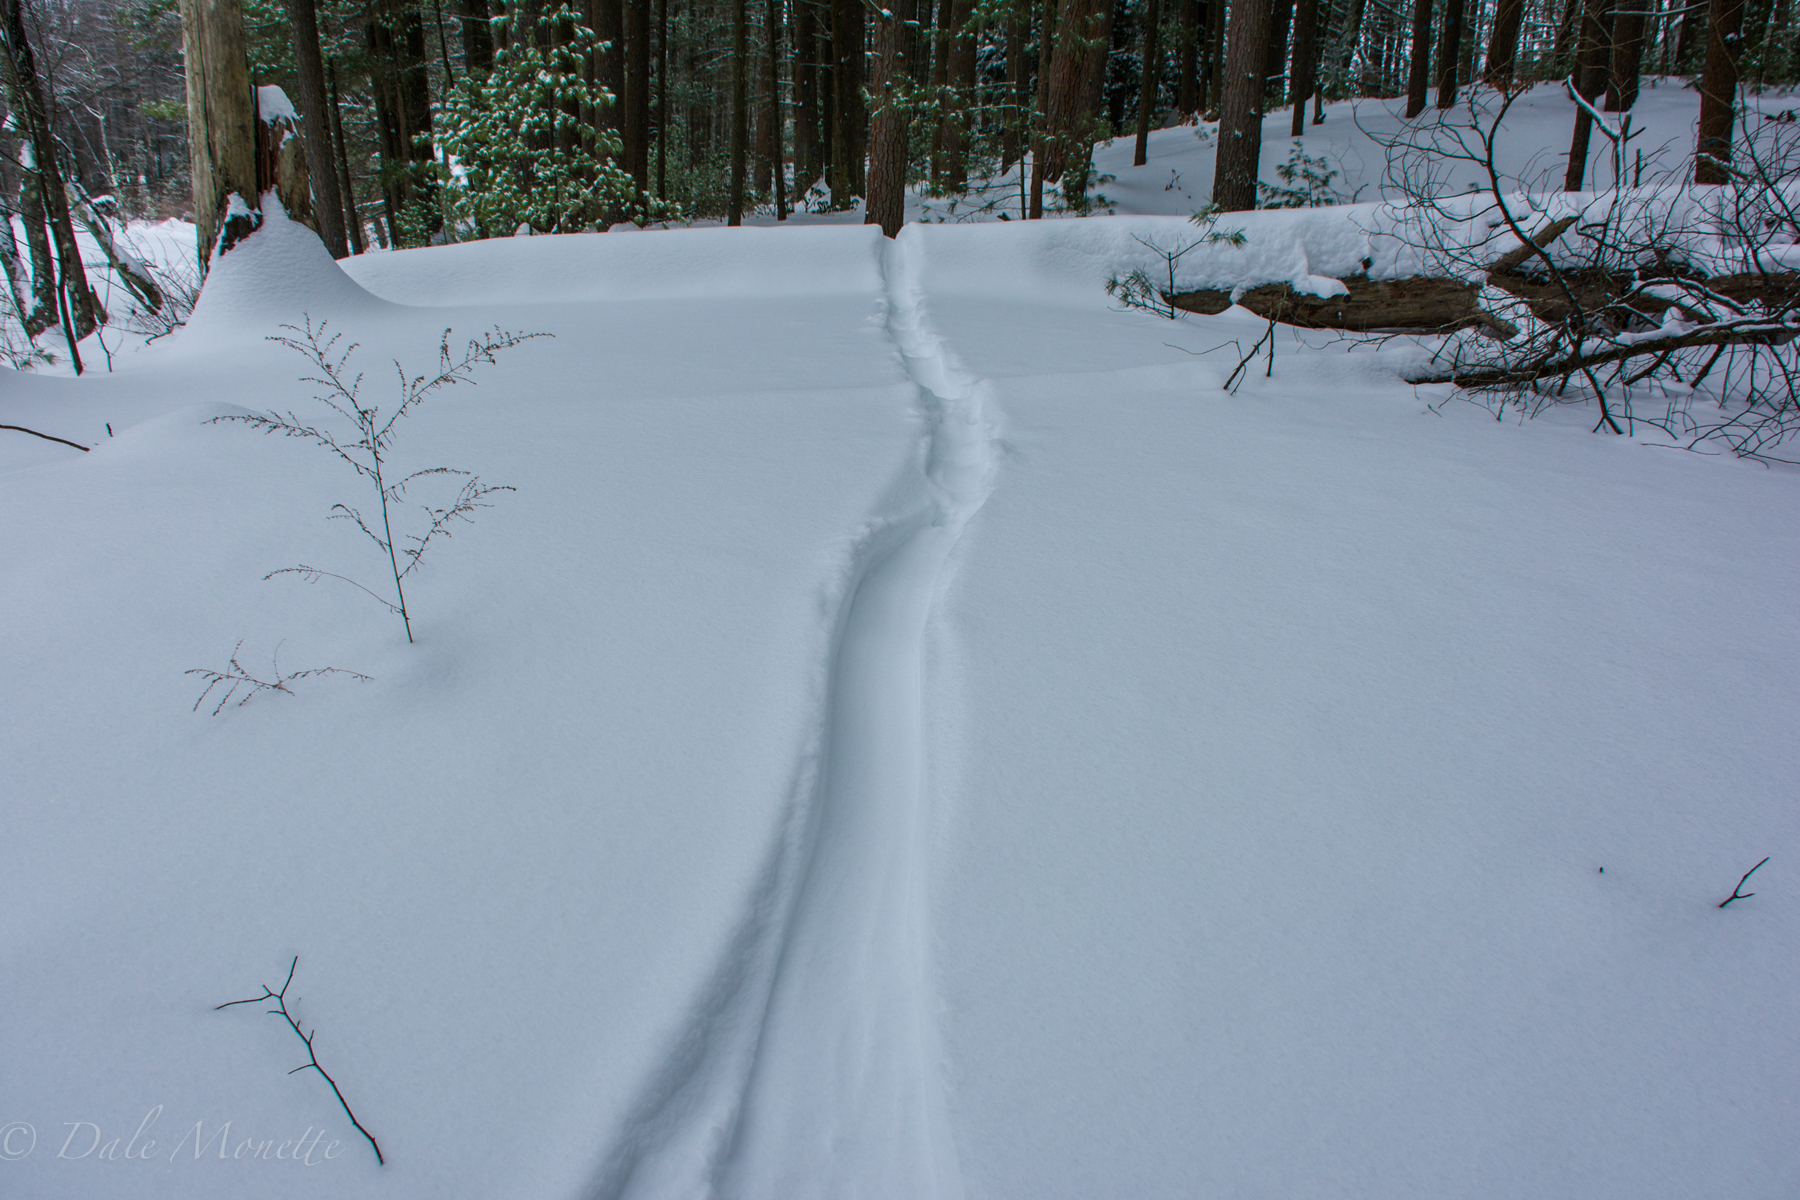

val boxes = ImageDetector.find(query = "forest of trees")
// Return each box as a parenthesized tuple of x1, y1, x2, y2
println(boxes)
(1, 0, 1796, 295)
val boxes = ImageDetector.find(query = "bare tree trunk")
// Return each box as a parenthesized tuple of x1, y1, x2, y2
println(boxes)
(1003, 12, 1026, 169)
(1264, 0, 1295, 104)
(1289, 0, 1317, 134)
(945, 0, 976, 190)
(1695, 0, 1742, 182)
(16, 179, 55, 333)
(1176, 0, 1199, 114)
(622, 0, 649, 205)
(655, 0, 667, 197)
(1436, 0, 1465, 106)
(1604, 3, 1644, 109)
(171, 0, 259, 276)
(767, 0, 787, 218)
(865, 0, 908, 234)
(1484, 0, 1525, 84)
(730, 0, 747, 222)
(1214, 0, 1271, 210)
(286, 0, 349, 257)
(1029, 0, 1055, 214)
(1404, 0, 1431, 116)
(1061, 0, 1114, 201)
(794, 0, 819, 193)
(830, 0, 865, 200)
(1564, 0, 1613, 189)
(1134, 0, 1163, 163)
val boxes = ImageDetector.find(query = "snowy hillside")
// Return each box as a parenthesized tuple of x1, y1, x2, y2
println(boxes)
(2, 202, 1797, 1200)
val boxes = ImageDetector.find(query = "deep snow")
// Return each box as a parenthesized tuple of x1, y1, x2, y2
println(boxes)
(3, 182, 1798, 1198)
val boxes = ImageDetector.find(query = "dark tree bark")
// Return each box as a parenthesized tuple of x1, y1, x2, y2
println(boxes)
(327, 58, 366, 252)
(1039, 0, 1099, 183)
(1002, 11, 1026, 170)
(625, 0, 650, 201)
(1061, 0, 1114, 201)
(945, 0, 976, 190)
(457, 0, 494, 71)
(1130, 0, 1159, 162)
(1564, 0, 1613, 190)
(1134, 0, 1162, 163)
(1435, 0, 1464, 106)
(1551, 0, 1581, 69)
(1289, 0, 1317, 134)
(1404, 0, 1431, 116)
(1264, 0, 1295, 104)
(830, 0, 865, 201)
(729, 0, 746, 222)
(1604, 4, 1645, 109)
(1029, 0, 1056, 215)
(1695, 0, 1743, 182)
(1484, 0, 1525, 85)
(366, 0, 436, 233)
(1204, 0, 1222, 110)
(589, 0, 622, 138)
(655, 0, 667, 197)
(1176, 0, 1199, 115)
(767, 0, 786, 218)
(865, 0, 907, 234)
(794, 0, 820, 192)
(1214, 0, 1272, 210)
(286, 0, 349, 257)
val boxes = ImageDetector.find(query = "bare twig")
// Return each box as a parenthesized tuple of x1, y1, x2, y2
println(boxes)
(217, 957, 384, 1165)
(1718, 856, 1769, 908)
(0, 423, 89, 451)
(186, 641, 371, 715)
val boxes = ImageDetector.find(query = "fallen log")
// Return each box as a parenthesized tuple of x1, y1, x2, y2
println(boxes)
(1168, 275, 1509, 334)
(1404, 317, 1800, 388)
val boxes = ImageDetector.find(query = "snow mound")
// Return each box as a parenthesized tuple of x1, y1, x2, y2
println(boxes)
(185, 202, 388, 336)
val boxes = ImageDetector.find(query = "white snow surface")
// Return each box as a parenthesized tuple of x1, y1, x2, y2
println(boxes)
(3, 200, 1797, 1200)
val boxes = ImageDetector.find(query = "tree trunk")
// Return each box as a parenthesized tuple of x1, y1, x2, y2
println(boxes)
(794, 0, 819, 193)
(1176, 0, 1198, 115)
(1564, 0, 1613, 189)
(865, 0, 908, 234)
(767, 0, 787, 218)
(830, 0, 865, 201)
(1134, 0, 1163, 163)
(1264, 0, 1295, 106)
(286, 0, 349, 257)
(624, 0, 650, 203)
(16, 167, 55, 332)
(655, 0, 667, 197)
(1062, 0, 1114, 201)
(1695, 0, 1743, 181)
(1029, 0, 1056, 215)
(1289, 0, 1317, 134)
(1214, 0, 1271, 210)
(1002, 13, 1024, 169)
(945, 0, 976, 190)
(1484, 0, 1525, 85)
(1435, 0, 1465, 106)
(730, 0, 747, 222)
(172, 0, 260, 276)
(1404, 0, 1431, 116)
(458, 0, 494, 71)
(1604, 4, 1644, 109)
(1039, 0, 1097, 183)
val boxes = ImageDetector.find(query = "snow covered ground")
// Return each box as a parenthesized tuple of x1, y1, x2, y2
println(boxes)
(4, 167, 1798, 1197)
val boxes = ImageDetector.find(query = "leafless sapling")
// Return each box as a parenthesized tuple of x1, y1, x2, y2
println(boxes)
(214, 318, 549, 642)
(217, 956, 384, 1164)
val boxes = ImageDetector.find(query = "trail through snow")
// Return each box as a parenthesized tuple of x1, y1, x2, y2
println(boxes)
(594, 227, 996, 1200)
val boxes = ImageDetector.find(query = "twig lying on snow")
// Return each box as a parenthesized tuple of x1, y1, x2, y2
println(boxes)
(186, 641, 370, 715)
(217, 957, 384, 1165)
(1718, 856, 1770, 908)
(1, 423, 88, 451)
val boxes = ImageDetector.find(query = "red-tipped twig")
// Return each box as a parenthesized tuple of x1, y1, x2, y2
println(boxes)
(1718, 857, 1770, 908)
(217, 957, 384, 1165)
